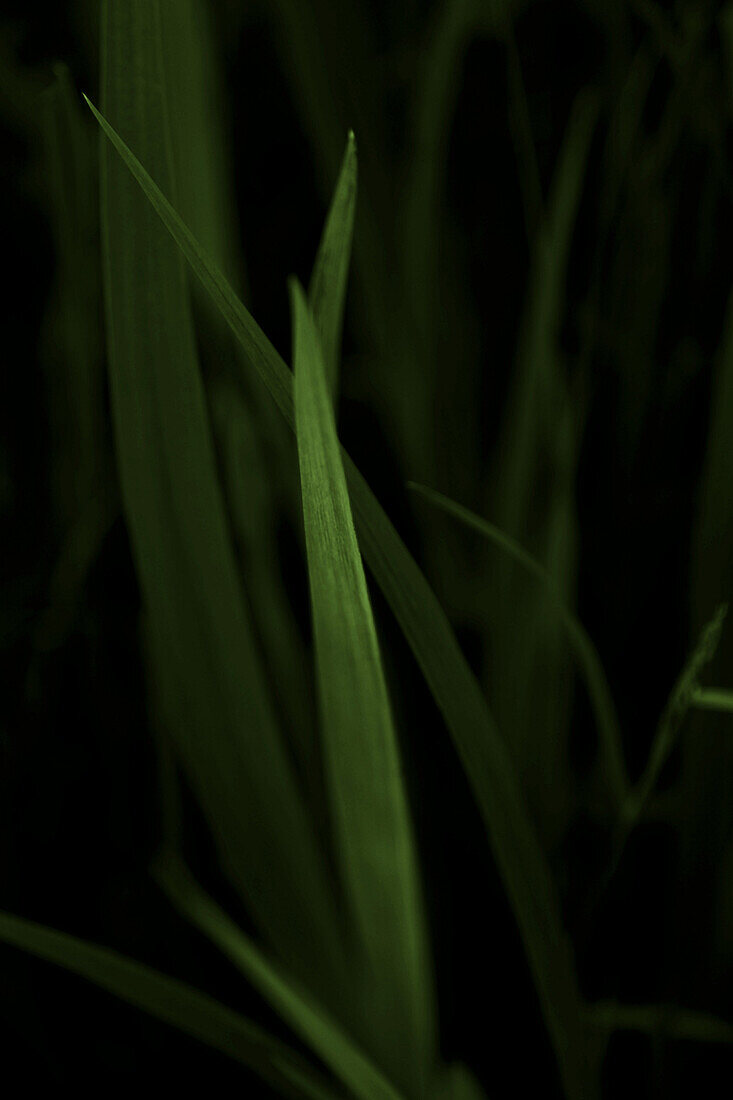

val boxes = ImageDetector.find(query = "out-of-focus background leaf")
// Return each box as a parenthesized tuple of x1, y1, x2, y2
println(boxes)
(3, 0, 733, 1094)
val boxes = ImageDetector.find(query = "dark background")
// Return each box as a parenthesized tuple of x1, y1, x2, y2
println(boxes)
(2, 0, 733, 1094)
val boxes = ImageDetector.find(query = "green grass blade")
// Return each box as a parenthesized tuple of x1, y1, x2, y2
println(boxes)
(159, 0, 244, 292)
(408, 482, 629, 810)
(292, 280, 435, 1088)
(0, 911, 339, 1099)
(157, 858, 406, 1100)
(307, 131, 357, 400)
(692, 688, 733, 714)
(83, 96, 596, 1098)
(625, 604, 727, 823)
(97, 1, 340, 982)
(585, 1000, 733, 1045)
(34, 64, 108, 651)
(437, 1062, 487, 1099)
(483, 91, 600, 839)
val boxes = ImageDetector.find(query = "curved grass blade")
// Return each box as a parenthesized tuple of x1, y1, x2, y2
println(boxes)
(292, 280, 435, 1089)
(157, 858, 405, 1100)
(308, 132, 357, 400)
(98, 1, 340, 984)
(83, 97, 596, 1098)
(0, 911, 339, 1099)
(408, 482, 629, 809)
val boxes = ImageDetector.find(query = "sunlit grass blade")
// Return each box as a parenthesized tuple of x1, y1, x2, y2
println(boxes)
(157, 857, 405, 1100)
(623, 605, 727, 826)
(408, 481, 629, 810)
(307, 131, 357, 400)
(292, 280, 435, 1089)
(0, 910, 339, 1099)
(98, 1, 340, 984)
(83, 96, 596, 1098)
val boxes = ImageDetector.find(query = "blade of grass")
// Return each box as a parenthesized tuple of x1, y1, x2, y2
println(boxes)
(83, 97, 597, 1098)
(292, 280, 435, 1089)
(692, 688, 733, 714)
(307, 132, 357, 400)
(485, 91, 601, 838)
(157, 857, 406, 1100)
(585, 999, 733, 1045)
(408, 482, 628, 809)
(34, 64, 108, 651)
(625, 604, 727, 824)
(0, 911, 339, 1099)
(98, 1, 341, 985)
(438, 1062, 487, 1099)
(160, 0, 245, 296)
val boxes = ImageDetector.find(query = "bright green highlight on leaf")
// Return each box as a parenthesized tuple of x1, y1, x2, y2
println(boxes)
(292, 278, 435, 1089)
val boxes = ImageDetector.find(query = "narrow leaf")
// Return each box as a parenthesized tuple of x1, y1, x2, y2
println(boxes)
(307, 131, 357, 399)
(97, 2, 340, 984)
(692, 687, 733, 714)
(408, 482, 628, 808)
(626, 604, 727, 823)
(0, 910, 338, 1099)
(586, 999, 733, 1045)
(292, 280, 435, 1088)
(84, 97, 596, 1098)
(157, 858, 405, 1100)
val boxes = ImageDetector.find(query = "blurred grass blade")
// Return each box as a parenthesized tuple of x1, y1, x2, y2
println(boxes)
(408, 482, 628, 808)
(626, 604, 727, 823)
(486, 90, 600, 837)
(84, 96, 596, 1098)
(0, 911, 339, 1099)
(308, 132, 357, 399)
(292, 279, 435, 1088)
(98, 1, 340, 983)
(35, 64, 108, 650)
(692, 688, 733, 714)
(159, 0, 245, 294)
(158, 859, 405, 1100)
(437, 1063, 487, 1099)
(585, 999, 733, 1044)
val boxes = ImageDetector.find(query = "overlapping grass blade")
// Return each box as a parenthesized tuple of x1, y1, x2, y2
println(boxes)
(35, 64, 108, 650)
(585, 999, 733, 1045)
(307, 132, 357, 400)
(486, 91, 601, 834)
(84, 96, 596, 1099)
(161, 1, 314, 786)
(692, 688, 733, 714)
(159, 0, 244, 292)
(97, 1, 340, 984)
(292, 280, 435, 1089)
(0, 911, 339, 1099)
(409, 482, 628, 808)
(625, 604, 727, 824)
(158, 858, 405, 1100)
